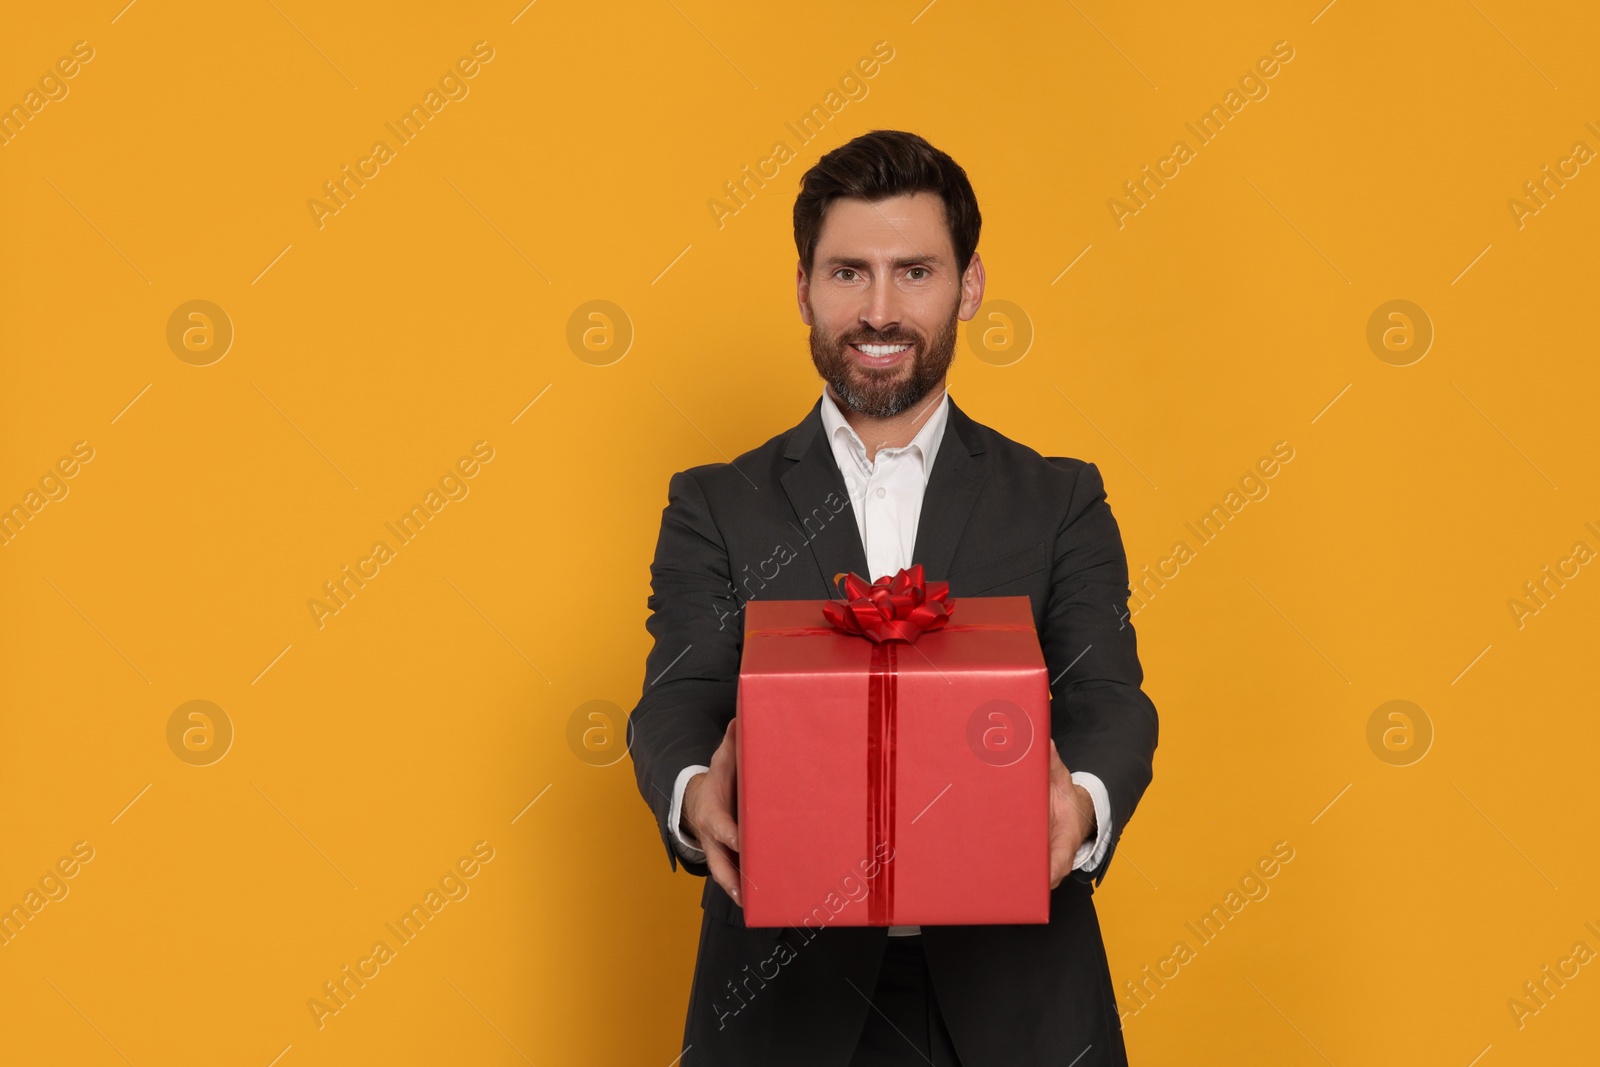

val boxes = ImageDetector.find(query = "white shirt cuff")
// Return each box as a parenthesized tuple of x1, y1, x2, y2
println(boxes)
(1069, 771, 1114, 873)
(669, 764, 711, 862)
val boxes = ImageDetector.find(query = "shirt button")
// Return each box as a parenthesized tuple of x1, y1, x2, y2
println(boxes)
(876, 487, 886, 498)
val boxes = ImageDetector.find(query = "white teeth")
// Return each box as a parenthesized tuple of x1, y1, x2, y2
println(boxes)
(856, 343, 910, 356)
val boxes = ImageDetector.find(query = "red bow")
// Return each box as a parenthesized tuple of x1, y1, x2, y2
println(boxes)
(821, 564, 955, 643)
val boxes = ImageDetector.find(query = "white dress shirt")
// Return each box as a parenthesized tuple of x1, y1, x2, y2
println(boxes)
(669, 386, 1114, 935)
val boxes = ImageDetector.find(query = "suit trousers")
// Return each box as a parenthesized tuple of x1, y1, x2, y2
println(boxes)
(849, 935, 963, 1066)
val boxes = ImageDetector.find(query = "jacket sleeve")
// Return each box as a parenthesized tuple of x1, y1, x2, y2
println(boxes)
(1042, 459, 1160, 887)
(628, 469, 744, 877)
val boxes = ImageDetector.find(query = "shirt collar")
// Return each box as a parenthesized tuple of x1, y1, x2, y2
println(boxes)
(818, 385, 951, 484)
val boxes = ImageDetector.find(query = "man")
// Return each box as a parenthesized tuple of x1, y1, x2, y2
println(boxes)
(629, 130, 1159, 1066)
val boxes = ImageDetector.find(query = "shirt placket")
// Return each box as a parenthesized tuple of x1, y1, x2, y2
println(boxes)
(863, 448, 905, 582)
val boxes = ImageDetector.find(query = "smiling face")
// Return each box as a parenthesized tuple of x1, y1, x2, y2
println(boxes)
(798, 192, 984, 418)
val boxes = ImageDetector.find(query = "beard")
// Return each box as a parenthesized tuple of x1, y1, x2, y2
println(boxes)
(808, 297, 959, 418)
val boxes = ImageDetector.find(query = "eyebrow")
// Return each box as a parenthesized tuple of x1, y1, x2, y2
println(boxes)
(822, 254, 945, 269)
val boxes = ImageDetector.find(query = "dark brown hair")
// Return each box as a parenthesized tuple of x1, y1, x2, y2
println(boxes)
(793, 130, 981, 278)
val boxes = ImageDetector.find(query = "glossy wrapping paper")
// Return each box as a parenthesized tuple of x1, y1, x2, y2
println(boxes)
(736, 595, 1050, 928)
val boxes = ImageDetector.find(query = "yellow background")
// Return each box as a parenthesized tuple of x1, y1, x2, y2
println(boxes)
(3, 1, 1597, 1064)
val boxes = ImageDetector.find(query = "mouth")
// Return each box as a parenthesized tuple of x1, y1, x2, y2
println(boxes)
(847, 341, 913, 369)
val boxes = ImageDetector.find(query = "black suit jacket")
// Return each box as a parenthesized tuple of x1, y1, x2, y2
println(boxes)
(630, 394, 1159, 1066)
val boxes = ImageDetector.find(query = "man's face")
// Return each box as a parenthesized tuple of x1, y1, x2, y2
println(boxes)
(798, 192, 984, 418)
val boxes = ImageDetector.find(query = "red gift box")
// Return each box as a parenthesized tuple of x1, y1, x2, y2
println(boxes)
(736, 571, 1050, 928)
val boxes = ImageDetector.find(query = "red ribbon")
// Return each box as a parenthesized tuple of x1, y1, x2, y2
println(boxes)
(866, 641, 897, 924)
(820, 563, 954, 644)
(829, 565, 945, 925)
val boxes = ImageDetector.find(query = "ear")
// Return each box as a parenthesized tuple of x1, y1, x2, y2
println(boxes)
(796, 260, 814, 325)
(957, 251, 986, 321)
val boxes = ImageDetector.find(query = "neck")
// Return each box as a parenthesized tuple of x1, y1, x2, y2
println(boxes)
(830, 380, 947, 463)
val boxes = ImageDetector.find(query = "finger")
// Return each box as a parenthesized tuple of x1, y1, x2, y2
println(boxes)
(701, 777, 741, 852)
(703, 810, 742, 896)
(1048, 849, 1069, 889)
(686, 809, 743, 903)
(713, 721, 740, 778)
(705, 842, 742, 904)
(720, 764, 740, 852)
(711, 718, 735, 759)
(706, 842, 738, 898)
(704, 807, 740, 855)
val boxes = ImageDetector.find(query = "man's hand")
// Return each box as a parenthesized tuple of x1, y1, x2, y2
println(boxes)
(1048, 738, 1096, 889)
(681, 718, 743, 904)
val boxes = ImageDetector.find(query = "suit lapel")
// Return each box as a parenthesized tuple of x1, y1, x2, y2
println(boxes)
(909, 396, 988, 582)
(779, 394, 990, 595)
(781, 399, 869, 597)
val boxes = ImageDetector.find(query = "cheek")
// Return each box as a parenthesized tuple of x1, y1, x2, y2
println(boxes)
(906, 303, 957, 343)
(810, 305, 856, 342)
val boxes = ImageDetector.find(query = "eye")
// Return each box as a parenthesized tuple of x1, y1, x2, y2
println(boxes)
(906, 266, 929, 280)
(834, 268, 858, 282)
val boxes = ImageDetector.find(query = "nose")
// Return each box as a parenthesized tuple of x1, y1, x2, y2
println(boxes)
(860, 276, 903, 336)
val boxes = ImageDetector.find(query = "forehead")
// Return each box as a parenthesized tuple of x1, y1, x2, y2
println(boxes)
(815, 192, 952, 261)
